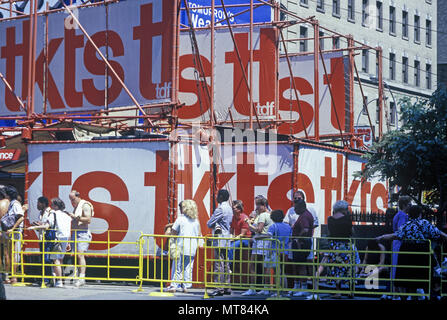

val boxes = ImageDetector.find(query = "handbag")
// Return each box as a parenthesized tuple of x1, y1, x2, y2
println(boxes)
(1, 200, 20, 231)
(169, 238, 181, 260)
(1, 213, 18, 231)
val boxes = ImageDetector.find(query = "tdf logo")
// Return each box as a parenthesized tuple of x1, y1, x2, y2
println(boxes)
(64, 5, 80, 30)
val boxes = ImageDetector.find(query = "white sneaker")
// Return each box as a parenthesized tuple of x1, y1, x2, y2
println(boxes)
(306, 294, 319, 300)
(75, 279, 85, 288)
(241, 289, 257, 296)
(55, 281, 64, 288)
(392, 296, 401, 301)
(257, 290, 270, 295)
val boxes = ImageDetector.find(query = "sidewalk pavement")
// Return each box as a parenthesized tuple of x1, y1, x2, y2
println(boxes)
(3, 281, 380, 301)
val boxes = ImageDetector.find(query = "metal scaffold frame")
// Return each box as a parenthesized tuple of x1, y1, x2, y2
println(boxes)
(0, 0, 385, 221)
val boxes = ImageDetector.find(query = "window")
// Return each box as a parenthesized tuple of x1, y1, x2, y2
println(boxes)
(389, 53, 396, 80)
(319, 31, 325, 50)
(362, 0, 369, 26)
(376, 99, 380, 123)
(414, 15, 420, 43)
(362, 49, 369, 73)
(348, 0, 355, 21)
(332, 0, 340, 17)
(414, 60, 420, 87)
(300, 0, 309, 7)
(300, 26, 308, 52)
(332, 36, 340, 49)
(376, 1, 383, 31)
(316, 0, 325, 12)
(426, 19, 432, 46)
(402, 10, 408, 39)
(376, 51, 379, 77)
(389, 6, 396, 35)
(426, 63, 432, 90)
(390, 101, 396, 125)
(402, 57, 409, 84)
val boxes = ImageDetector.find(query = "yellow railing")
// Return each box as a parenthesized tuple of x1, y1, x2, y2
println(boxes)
(8, 229, 142, 287)
(4, 230, 441, 300)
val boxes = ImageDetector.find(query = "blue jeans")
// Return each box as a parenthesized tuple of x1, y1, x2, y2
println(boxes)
(170, 255, 195, 289)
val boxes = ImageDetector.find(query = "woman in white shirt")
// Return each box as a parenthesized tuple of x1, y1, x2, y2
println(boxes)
(167, 199, 201, 293)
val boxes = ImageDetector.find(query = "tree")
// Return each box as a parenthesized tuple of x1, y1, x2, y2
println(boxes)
(357, 86, 447, 213)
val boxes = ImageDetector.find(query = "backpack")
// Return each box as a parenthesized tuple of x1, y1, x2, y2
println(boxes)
(44, 211, 58, 242)
(0, 213, 18, 231)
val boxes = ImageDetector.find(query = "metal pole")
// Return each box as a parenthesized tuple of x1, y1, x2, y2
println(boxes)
(313, 21, 320, 141)
(30, 0, 38, 115)
(318, 47, 346, 147)
(279, 28, 309, 139)
(377, 47, 383, 139)
(274, 1, 279, 129)
(61, 2, 154, 127)
(26, 0, 36, 118)
(211, 0, 215, 126)
(249, 0, 253, 130)
(348, 36, 355, 147)
(353, 60, 376, 142)
(219, 0, 261, 128)
(0, 72, 27, 112)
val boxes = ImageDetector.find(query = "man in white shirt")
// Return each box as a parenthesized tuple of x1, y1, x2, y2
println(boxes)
(30, 196, 52, 285)
(207, 189, 233, 296)
(66, 190, 94, 287)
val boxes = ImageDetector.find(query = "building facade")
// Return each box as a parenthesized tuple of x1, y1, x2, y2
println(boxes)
(437, 0, 447, 87)
(280, 0, 437, 142)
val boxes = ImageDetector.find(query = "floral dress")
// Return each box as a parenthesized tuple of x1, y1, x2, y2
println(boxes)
(395, 218, 441, 243)
(325, 240, 361, 285)
(394, 218, 441, 290)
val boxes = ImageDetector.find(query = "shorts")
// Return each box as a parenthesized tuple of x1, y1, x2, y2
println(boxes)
(2, 231, 23, 263)
(71, 231, 92, 253)
(50, 237, 69, 261)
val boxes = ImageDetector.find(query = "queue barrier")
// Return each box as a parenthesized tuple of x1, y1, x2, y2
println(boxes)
(4, 230, 444, 300)
(8, 229, 142, 287)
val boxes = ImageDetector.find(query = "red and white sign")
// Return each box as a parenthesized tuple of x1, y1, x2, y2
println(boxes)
(177, 27, 348, 138)
(27, 141, 170, 254)
(0, 0, 174, 115)
(354, 126, 374, 149)
(27, 139, 386, 254)
(0, 149, 21, 161)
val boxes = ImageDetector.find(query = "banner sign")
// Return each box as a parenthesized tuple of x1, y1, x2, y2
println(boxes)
(177, 27, 349, 138)
(27, 141, 170, 254)
(27, 140, 387, 254)
(0, 0, 174, 115)
(180, 0, 272, 28)
(0, 149, 21, 161)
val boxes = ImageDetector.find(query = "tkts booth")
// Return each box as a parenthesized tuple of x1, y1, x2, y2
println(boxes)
(0, 0, 387, 283)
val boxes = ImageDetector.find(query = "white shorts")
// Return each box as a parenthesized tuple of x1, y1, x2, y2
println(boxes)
(71, 231, 92, 253)
(50, 237, 69, 261)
